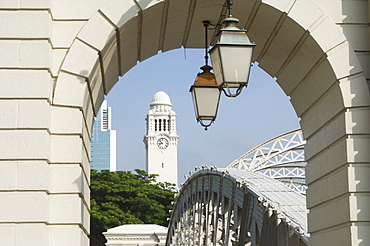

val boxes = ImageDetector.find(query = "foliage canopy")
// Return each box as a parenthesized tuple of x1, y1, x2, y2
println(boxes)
(90, 169, 177, 246)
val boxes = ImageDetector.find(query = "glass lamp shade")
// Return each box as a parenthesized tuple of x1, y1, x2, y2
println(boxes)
(189, 65, 221, 128)
(209, 17, 255, 89)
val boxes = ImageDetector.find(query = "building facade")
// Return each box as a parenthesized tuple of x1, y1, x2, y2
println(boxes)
(144, 91, 179, 186)
(90, 100, 117, 171)
(0, 1, 369, 245)
(104, 224, 167, 246)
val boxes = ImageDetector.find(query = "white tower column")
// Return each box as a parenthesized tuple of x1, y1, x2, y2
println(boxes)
(144, 91, 179, 186)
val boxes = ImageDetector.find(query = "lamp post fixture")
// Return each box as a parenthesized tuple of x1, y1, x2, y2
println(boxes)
(190, 21, 221, 130)
(190, 1, 256, 129)
(189, 65, 221, 130)
(209, 17, 255, 97)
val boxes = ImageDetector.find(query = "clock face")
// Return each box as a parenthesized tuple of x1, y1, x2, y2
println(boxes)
(157, 137, 169, 149)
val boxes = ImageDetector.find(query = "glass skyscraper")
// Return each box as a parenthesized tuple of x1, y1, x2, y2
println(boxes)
(90, 100, 117, 171)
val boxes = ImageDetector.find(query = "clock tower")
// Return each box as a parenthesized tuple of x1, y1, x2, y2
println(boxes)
(144, 91, 179, 186)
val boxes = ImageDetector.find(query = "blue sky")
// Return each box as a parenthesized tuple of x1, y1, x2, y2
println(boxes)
(106, 48, 300, 184)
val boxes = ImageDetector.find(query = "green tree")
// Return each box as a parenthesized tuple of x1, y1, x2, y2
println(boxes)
(89, 169, 177, 246)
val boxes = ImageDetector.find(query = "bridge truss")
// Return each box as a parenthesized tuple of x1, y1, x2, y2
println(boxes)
(227, 129, 306, 195)
(167, 130, 308, 245)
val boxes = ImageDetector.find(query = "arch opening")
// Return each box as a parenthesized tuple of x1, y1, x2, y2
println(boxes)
(52, 0, 369, 245)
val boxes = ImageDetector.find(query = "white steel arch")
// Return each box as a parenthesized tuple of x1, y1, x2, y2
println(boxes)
(227, 130, 306, 194)
(167, 168, 308, 246)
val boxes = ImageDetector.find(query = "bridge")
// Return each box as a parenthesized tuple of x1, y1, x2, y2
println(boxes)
(167, 130, 308, 245)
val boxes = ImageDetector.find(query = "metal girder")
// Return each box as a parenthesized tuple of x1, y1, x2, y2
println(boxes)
(227, 130, 307, 194)
(167, 169, 308, 246)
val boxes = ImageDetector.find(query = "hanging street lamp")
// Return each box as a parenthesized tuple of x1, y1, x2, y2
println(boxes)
(209, 0, 256, 97)
(190, 65, 221, 130)
(190, 21, 221, 130)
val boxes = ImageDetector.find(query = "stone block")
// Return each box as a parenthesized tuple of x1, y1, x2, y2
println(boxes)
(342, 25, 370, 51)
(77, 12, 116, 51)
(308, 224, 351, 246)
(119, 17, 139, 77)
(0, 100, 18, 128)
(49, 194, 83, 224)
(0, 161, 49, 191)
(162, 0, 190, 52)
(100, 0, 139, 28)
(0, 130, 49, 159)
(300, 85, 343, 138)
(50, 135, 83, 163)
(0, 40, 19, 67)
(346, 107, 370, 134)
(259, 17, 305, 77)
(17, 161, 49, 191)
(0, 161, 17, 189)
(0, 0, 51, 8)
(349, 193, 370, 221)
(49, 225, 84, 246)
(82, 123, 91, 163)
(0, 40, 50, 68)
(61, 39, 99, 79)
(316, 0, 369, 24)
(307, 165, 349, 208)
(53, 71, 89, 108)
(288, 0, 323, 30)
(52, 0, 107, 20)
(140, 3, 163, 61)
(81, 230, 90, 246)
(0, 224, 15, 245)
(82, 151, 91, 186)
(306, 139, 347, 183)
(51, 106, 84, 135)
(327, 42, 363, 80)
(356, 52, 370, 78)
(101, 41, 120, 95)
(0, 192, 48, 222)
(0, 223, 49, 246)
(82, 95, 95, 139)
(0, 11, 50, 38)
(340, 73, 370, 108)
(310, 16, 346, 53)
(51, 48, 68, 77)
(263, 0, 295, 13)
(19, 40, 51, 68)
(50, 164, 84, 193)
(304, 113, 346, 160)
(347, 135, 370, 163)
(349, 164, 370, 192)
(308, 195, 350, 232)
(0, 70, 52, 99)
(81, 172, 90, 208)
(277, 35, 323, 95)
(52, 20, 86, 48)
(290, 59, 337, 116)
(351, 222, 370, 246)
(248, 4, 288, 62)
(15, 223, 48, 245)
(88, 59, 105, 113)
(136, 0, 163, 10)
(18, 99, 51, 129)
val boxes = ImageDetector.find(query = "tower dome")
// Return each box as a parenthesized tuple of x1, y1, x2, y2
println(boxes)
(150, 91, 172, 107)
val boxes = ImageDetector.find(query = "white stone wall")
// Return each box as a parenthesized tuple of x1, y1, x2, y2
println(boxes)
(0, 0, 368, 245)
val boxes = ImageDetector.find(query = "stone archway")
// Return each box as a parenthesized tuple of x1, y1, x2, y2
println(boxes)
(0, 0, 369, 245)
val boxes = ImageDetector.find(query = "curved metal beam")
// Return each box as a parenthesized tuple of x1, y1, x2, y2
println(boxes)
(227, 129, 307, 194)
(167, 168, 308, 246)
